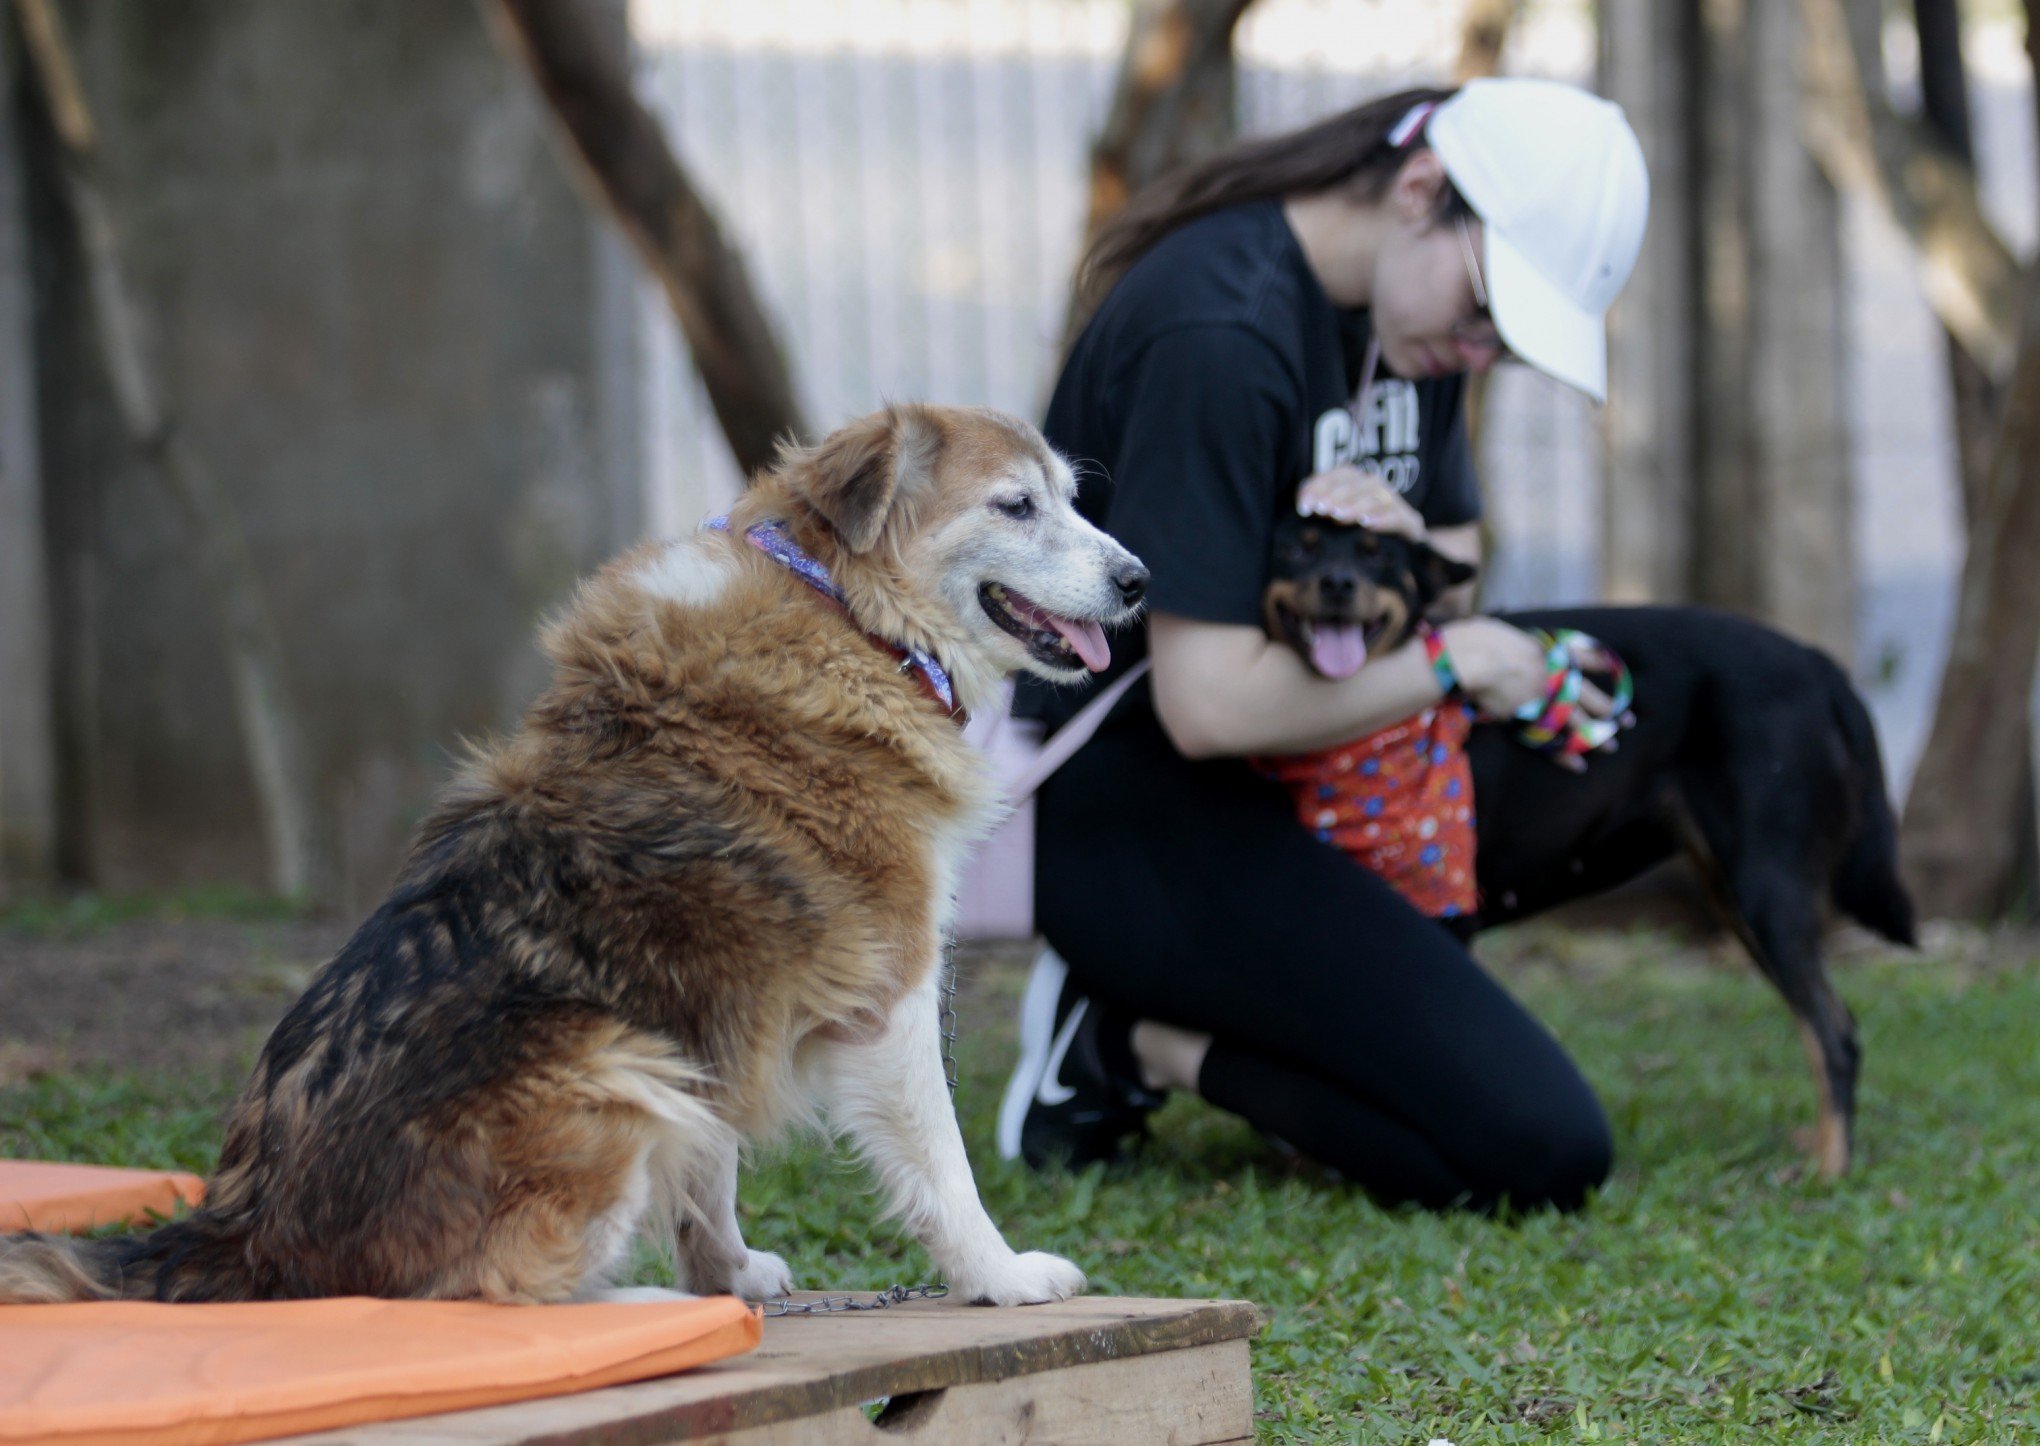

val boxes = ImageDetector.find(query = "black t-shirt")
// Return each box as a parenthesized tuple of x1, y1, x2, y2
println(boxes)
(1018, 199, 1481, 728)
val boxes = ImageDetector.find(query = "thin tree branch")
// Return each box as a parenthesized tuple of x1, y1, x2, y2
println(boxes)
(1455, 0, 1518, 83)
(1801, 0, 2021, 384)
(1055, 0, 1256, 358)
(487, 0, 808, 476)
(1078, 0, 1257, 253)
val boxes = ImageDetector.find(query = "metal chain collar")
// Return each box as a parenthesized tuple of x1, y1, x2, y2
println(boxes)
(755, 935, 959, 1318)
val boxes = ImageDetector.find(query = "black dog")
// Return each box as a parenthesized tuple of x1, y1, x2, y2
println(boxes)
(1265, 513, 1916, 1177)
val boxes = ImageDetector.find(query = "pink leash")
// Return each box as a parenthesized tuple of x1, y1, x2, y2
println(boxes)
(1005, 659, 1150, 801)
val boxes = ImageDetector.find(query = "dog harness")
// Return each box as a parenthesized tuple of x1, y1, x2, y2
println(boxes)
(1254, 700, 1480, 919)
(702, 515, 965, 723)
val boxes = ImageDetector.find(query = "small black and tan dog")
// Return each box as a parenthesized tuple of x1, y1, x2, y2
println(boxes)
(1264, 512, 1917, 1178)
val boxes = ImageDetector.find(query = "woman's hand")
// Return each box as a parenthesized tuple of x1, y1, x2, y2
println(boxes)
(1438, 617, 1621, 772)
(1296, 466, 1426, 540)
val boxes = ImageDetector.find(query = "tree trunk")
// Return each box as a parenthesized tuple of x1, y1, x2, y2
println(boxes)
(488, 0, 808, 477)
(1907, 0, 2001, 521)
(1916, 0, 2036, 898)
(1600, 0, 1851, 661)
(1688, 0, 1855, 660)
(1078, 0, 1255, 255)
(1900, 0, 2040, 918)
(13, 0, 335, 903)
(1599, 0, 1699, 606)
(1902, 283, 2040, 917)
(1055, 0, 1254, 355)
(1453, 0, 1517, 461)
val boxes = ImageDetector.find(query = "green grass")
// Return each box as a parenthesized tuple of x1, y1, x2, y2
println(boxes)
(0, 887, 310, 939)
(6, 931, 2038, 1441)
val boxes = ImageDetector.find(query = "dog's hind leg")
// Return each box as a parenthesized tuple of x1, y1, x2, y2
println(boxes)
(475, 1022, 734, 1302)
(1714, 857, 1860, 1179)
(1675, 782, 1860, 1179)
(657, 1131, 795, 1301)
(817, 968, 1085, 1306)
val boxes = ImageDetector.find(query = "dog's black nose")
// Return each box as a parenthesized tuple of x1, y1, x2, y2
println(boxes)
(1320, 571, 1358, 606)
(1114, 563, 1149, 607)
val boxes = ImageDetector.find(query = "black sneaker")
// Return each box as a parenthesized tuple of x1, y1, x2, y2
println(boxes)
(996, 948, 1163, 1169)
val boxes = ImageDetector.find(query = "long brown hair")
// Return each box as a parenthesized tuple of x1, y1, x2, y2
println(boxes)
(1071, 85, 1462, 328)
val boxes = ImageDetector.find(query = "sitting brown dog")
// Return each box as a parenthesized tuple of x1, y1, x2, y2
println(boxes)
(0, 405, 1147, 1305)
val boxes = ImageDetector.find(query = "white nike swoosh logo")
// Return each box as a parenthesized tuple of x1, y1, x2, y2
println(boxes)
(1036, 999, 1088, 1106)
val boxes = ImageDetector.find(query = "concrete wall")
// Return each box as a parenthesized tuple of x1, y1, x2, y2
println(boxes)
(18, 0, 640, 909)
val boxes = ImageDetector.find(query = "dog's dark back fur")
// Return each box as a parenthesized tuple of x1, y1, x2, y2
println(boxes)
(1473, 605, 1915, 949)
(31, 739, 819, 1301)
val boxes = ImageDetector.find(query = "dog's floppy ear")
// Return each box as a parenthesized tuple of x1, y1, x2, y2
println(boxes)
(1415, 543, 1478, 602)
(792, 405, 941, 553)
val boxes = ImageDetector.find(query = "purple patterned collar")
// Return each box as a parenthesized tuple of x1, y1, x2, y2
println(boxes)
(704, 515, 960, 718)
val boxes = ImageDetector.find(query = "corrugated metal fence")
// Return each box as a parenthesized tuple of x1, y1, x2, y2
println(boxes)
(633, 0, 1601, 610)
(628, 0, 2037, 789)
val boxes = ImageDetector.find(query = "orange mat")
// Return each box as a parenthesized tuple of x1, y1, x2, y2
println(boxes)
(0, 1160, 206, 1234)
(0, 1295, 763, 1445)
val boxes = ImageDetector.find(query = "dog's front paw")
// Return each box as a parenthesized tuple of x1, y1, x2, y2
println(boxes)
(954, 1250, 1086, 1307)
(731, 1248, 796, 1301)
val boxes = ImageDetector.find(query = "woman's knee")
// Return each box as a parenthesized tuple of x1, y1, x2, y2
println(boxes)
(1475, 1103, 1613, 1214)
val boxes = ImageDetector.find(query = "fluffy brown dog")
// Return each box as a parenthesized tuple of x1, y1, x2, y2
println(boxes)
(0, 405, 1146, 1307)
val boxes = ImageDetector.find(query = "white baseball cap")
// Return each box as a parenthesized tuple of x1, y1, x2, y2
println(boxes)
(1419, 79, 1649, 403)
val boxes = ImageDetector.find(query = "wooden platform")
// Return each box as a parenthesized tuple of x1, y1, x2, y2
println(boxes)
(281, 1294, 1260, 1444)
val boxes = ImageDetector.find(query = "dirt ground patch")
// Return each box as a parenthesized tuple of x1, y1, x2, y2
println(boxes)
(0, 918, 1040, 1085)
(0, 918, 351, 1082)
(0, 891, 1951, 1095)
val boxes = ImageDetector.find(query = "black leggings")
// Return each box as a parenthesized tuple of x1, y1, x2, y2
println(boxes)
(1035, 704, 1612, 1213)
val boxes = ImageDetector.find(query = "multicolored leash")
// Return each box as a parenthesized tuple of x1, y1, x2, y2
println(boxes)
(1512, 629, 1633, 759)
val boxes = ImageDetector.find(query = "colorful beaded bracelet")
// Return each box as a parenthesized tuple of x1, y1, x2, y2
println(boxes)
(1417, 621, 1461, 697)
(1511, 628, 1634, 758)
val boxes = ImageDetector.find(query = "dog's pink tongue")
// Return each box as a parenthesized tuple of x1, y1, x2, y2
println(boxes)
(1047, 614, 1113, 672)
(1309, 624, 1369, 680)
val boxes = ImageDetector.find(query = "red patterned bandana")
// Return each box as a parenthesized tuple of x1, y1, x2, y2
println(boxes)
(1254, 704, 1479, 919)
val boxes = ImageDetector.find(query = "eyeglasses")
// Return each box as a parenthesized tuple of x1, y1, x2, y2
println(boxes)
(1452, 215, 1508, 358)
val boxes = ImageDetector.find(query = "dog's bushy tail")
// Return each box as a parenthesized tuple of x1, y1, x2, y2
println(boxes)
(0, 1216, 238, 1303)
(0, 1223, 161, 1305)
(1828, 673, 1918, 946)
(0, 1231, 132, 1302)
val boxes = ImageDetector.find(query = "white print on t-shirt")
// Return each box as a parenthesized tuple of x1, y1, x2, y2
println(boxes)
(1312, 377, 1422, 494)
